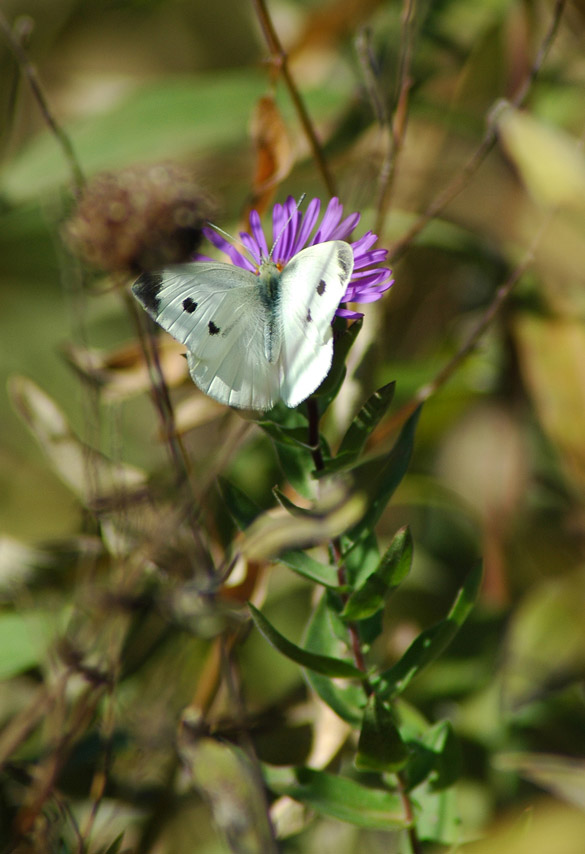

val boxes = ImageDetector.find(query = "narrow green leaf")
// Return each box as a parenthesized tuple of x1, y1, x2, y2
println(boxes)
(341, 527, 413, 621)
(342, 530, 380, 586)
(272, 487, 315, 516)
(279, 550, 340, 589)
(257, 421, 316, 449)
(378, 562, 483, 698)
(356, 694, 410, 772)
(248, 603, 364, 679)
(403, 721, 461, 792)
(217, 477, 261, 530)
(273, 443, 315, 498)
(324, 383, 396, 475)
(264, 766, 408, 830)
(348, 407, 421, 539)
(304, 595, 366, 725)
(411, 779, 460, 844)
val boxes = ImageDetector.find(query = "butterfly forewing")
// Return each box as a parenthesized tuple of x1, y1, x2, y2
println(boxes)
(277, 241, 354, 407)
(132, 262, 279, 409)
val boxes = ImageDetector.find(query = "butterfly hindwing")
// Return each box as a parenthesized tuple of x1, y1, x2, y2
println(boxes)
(277, 241, 354, 407)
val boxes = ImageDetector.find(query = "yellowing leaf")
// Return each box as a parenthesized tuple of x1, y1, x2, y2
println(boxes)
(513, 315, 585, 490)
(495, 102, 585, 211)
(9, 376, 146, 506)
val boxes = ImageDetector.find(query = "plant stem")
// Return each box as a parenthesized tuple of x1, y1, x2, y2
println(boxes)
(388, 0, 568, 261)
(251, 0, 337, 197)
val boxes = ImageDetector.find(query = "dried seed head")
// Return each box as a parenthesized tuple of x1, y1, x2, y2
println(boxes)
(64, 163, 216, 274)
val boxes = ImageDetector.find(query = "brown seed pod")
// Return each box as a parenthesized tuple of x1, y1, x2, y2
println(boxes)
(64, 162, 216, 274)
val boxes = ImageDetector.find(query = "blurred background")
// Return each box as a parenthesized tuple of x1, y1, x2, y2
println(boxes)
(2, 0, 585, 851)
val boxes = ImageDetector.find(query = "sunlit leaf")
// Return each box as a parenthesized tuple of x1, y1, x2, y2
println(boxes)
(278, 550, 340, 589)
(514, 314, 585, 491)
(347, 407, 421, 539)
(240, 491, 365, 561)
(264, 765, 408, 830)
(9, 376, 146, 507)
(304, 594, 366, 726)
(341, 526, 412, 621)
(324, 382, 396, 474)
(495, 101, 585, 211)
(248, 603, 364, 679)
(378, 562, 482, 698)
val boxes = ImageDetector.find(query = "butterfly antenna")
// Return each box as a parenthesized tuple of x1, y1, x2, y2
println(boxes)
(206, 222, 258, 266)
(269, 193, 306, 260)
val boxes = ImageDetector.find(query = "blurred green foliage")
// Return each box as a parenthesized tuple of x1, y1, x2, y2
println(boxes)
(2, 0, 585, 852)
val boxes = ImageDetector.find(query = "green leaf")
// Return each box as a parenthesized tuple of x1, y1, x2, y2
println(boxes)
(273, 442, 316, 498)
(356, 694, 410, 772)
(348, 407, 421, 539)
(324, 383, 396, 474)
(304, 594, 366, 725)
(279, 550, 340, 589)
(341, 527, 413, 621)
(2, 71, 347, 201)
(378, 562, 483, 698)
(248, 603, 364, 679)
(264, 766, 408, 830)
(241, 491, 365, 560)
(257, 421, 316, 450)
(0, 612, 44, 680)
(411, 779, 460, 845)
(217, 477, 262, 530)
(403, 721, 461, 792)
(342, 529, 380, 586)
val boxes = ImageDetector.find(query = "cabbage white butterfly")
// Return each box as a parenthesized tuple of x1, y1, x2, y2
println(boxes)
(132, 240, 354, 411)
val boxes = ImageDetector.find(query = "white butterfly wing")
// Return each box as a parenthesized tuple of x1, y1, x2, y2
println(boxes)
(132, 264, 281, 409)
(276, 241, 354, 407)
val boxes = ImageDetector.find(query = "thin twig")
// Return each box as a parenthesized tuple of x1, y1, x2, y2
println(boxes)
(383, 216, 549, 437)
(0, 9, 85, 197)
(125, 292, 216, 578)
(251, 0, 337, 197)
(364, 0, 417, 237)
(388, 0, 568, 261)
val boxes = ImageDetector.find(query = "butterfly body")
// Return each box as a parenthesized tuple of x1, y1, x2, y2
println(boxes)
(132, 240, 354, 411)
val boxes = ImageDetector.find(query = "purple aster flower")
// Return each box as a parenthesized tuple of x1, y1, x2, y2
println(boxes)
(197, 196, 393, 319)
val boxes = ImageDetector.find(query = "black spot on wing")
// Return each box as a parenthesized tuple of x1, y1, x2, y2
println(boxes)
(208, 320, 220, 335)
(306, 308, 312, 323)
(182, 297, 197, 313)
(132, 272, 163, 314)
(317, 279, 326, 296)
